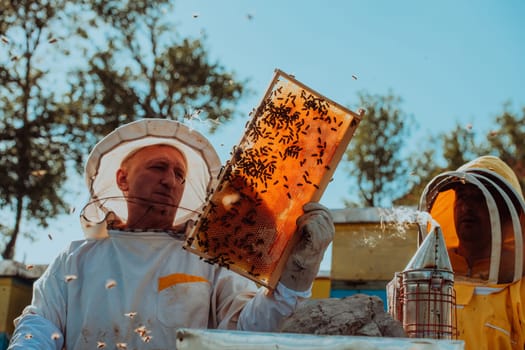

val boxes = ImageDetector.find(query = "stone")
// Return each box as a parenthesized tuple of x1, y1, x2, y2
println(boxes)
(280, 294, 406, 337)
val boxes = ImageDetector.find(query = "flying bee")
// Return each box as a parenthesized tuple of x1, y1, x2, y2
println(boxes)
(105, 279, 117, 289)
(134, 326, 148, 337)
(142, 335, 153, 343)
(64, 275, 77, 282)
(124, 312, 137, 319)
(31, 169, 47, 176)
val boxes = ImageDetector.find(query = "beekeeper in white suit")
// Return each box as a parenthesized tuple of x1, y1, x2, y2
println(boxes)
(8, 119, 334, 349)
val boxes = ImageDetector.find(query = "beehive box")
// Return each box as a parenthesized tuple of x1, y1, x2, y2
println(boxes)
(330, 208, 419, 282)
(184, 69, 363, 289)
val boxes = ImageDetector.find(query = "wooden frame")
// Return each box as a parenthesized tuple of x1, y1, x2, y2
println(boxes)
(184, 69, 363, 289)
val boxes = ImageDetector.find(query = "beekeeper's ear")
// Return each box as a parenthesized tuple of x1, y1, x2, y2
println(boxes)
(116, 168, 129, 191)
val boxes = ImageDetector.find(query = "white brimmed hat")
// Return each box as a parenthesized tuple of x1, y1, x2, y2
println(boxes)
(80, 119, 221, 238)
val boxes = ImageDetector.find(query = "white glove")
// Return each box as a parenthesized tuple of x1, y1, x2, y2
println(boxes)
(279, 202, 335, 291)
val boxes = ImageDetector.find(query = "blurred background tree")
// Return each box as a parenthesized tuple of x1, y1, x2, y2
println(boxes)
(393, 122, 484, 206)
(0, 0, 81, 259)
(392, 104, 525, 207)
(487, 104, 525, 190)
(344, 91, 415, 207)
(0, 0, 246, 259)
(70, 0, 245, 141)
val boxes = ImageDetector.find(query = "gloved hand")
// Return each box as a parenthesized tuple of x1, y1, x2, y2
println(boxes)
(279, 202, 335, 292)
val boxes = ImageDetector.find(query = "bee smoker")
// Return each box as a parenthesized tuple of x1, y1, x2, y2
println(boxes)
(387, 225, 456, 339)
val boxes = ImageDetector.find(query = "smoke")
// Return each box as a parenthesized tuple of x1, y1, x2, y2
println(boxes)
(184, 108, 221, 132)
(378, 206, 440, 238)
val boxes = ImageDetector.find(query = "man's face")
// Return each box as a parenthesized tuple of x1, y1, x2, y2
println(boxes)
(453, 183, 491, 243)
(117, 145, 187, 229)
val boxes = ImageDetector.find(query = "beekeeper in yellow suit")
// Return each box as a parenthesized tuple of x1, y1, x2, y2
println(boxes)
(419, 155, 525, 349)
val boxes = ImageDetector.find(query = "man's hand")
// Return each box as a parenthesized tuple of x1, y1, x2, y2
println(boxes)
(279, 202, 335, 291)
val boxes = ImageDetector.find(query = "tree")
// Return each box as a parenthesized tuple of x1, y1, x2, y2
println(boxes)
(344, 91, 415, 207)
(70, 0, 245, 140)
(0, 0, 86, 259)
(0, 0, 246, 259)
(440, 123, 484, 170)
(394, 106, 525, 207)
(392, 146, 440, 206)
(487, 104, 525, 190)
(393, 124, 485, 206)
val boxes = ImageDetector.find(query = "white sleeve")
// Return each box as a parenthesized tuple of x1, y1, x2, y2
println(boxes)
(8, 253, 68, 349)
(7, 314, 63, 350)
(237, 282, 311, 332)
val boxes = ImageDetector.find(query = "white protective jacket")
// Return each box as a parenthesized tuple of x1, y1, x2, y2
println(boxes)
(9, 230, 304, 349)
(9, 119, 308, 349)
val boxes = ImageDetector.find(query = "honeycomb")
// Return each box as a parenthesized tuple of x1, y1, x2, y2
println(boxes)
(184, 69, 362, 288)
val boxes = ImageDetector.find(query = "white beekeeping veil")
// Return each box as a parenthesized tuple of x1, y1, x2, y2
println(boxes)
(80, 119, 221, 239)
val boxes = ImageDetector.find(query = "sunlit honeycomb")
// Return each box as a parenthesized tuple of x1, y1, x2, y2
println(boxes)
(185, 69, 362, 288)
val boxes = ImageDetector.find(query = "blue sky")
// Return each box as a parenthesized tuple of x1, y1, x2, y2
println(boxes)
(175, 0, 525, 205)
(12, 1, 525, 268)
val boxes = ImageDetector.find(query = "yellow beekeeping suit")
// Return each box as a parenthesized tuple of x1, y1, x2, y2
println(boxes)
(419, 156, 525, 349)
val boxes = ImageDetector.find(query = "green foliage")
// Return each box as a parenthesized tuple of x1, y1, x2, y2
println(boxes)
(393, 146, 442, 207)
(0, 0, 77, 259)
(394, 105, 525, 206)
(70, 0, 245, 139)
(440, 123, 485, 170)
(0, 0, 246, 259)
(394, 124, 487, 207)
(344, 91, 415, 207)
(344, 95, 525, 208)
(488, 104, 525, 190)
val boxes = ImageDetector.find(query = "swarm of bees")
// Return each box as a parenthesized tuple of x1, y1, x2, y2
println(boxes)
(185, 70, 362, 288)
